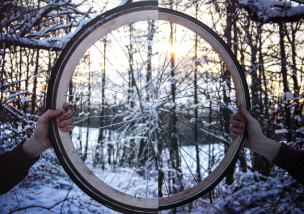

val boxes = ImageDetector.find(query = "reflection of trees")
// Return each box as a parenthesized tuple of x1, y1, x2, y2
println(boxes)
(70, 22, 158, 183)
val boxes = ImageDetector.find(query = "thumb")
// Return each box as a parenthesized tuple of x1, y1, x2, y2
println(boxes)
(38, 109, 62, 124)
(239, 104, 254, 123)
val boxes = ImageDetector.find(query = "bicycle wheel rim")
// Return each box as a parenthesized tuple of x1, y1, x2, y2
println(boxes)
(47, 2, 158, 214)
(158, 8, 249, 209)
(47, 1, 250, 212)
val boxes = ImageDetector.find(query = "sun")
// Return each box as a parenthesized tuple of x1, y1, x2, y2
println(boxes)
(169, 43, 188, 57)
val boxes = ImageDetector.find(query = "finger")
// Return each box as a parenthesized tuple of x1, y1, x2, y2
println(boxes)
(230, 119, 245, 128)
(58, 109, 73, 121)
(63, 103, 71, 111)
(60, 124, 74, 132)
(230, 133, 238, 139)
(38, 109, 62, 124)
(233, 113, 242, 121)
(57, 118, 75, 128)
(229, 126, 244, 135)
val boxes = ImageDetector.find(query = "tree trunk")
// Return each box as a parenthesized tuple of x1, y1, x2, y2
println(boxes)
(194, 1, 201, 183)
(31, 49, 39, 114)
(279, 22, 292, 143)
(96, 36, 107, 169)
(224, 0, 234, 185)
(169, 21, 180, 194)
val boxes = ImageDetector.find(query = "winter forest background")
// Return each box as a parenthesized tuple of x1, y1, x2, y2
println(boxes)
(1, 0, 304, 213)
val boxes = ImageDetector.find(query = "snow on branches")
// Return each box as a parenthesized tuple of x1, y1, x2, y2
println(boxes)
(239, 0, 304, 23)
(0, 0, 95, 51)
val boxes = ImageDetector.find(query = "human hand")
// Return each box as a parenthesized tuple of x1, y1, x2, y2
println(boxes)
(230, 104, 266, 150)
(230, 104, 281, 161)
(22, 103, 74, 159)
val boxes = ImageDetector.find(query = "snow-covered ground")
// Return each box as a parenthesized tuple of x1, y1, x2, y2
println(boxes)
(0, 149, 119, 214)
(1, 136, 303, 213)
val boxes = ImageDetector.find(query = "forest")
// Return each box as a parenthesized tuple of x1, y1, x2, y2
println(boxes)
(1, 0, 304, 213)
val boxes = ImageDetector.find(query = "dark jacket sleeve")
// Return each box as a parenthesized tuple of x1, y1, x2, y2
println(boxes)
(0, 141, 39, 195)
(271, 143, 304, 185)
